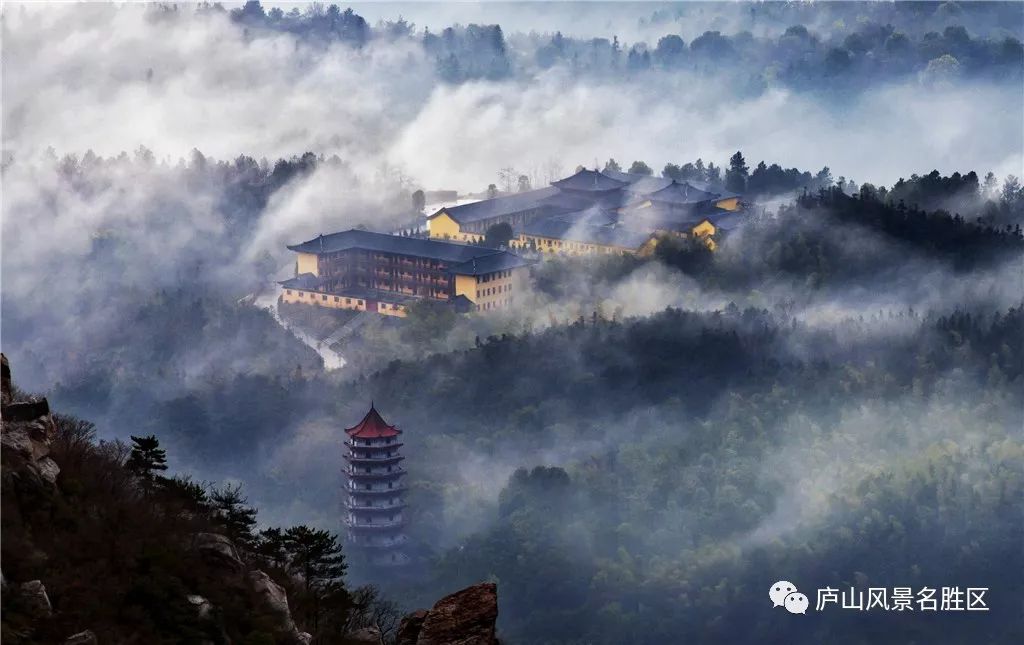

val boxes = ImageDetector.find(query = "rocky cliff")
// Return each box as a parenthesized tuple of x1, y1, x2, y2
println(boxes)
(1, 354, 502, 644)
(397, 583, 499, 645)
(0, 354, 312, 644)
(1, 353, 60, 487)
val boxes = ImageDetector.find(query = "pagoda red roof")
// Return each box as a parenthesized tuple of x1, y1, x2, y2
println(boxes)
(345, 405, 401, 438)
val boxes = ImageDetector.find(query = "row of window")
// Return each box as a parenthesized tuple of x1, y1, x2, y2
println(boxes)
(522, 236, 625, 254)
(349, 514, 401, 524)
(476, 283, 512, 299)
(359, 465, 400, 473)
(478, 270, 513, 283)
(349, 498, 402, 507)
(351, 481, 399, 490)
(477, 298, 512, 311)
(286, 290, 365, 306)
(350, 437, 398, 446)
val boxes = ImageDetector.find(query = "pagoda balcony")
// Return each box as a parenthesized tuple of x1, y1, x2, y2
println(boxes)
(345, 501, 407, 512)
(346, 518, 405, 530)
(347, 534, 408, 549)
(344, 453, 405, 464)
(345, 466, 406, 478)
(346, 440, 403, 450)
(346, 485, 408, 495)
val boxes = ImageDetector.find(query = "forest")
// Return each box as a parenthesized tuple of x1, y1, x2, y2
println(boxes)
(213, 1, 1024, 90)
(7, 161, 1019, 642)
(3, 1, 1023, 643)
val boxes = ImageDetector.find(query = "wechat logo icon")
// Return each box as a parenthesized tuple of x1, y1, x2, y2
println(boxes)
(770, 580, 808, 614)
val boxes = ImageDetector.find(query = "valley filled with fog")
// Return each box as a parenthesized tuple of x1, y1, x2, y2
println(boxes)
(2, 2, 1022, 644)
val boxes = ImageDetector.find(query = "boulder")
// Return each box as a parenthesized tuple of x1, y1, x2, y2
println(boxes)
(248, 570, 292, 623)
(20, 579, 53, 618)
(64, 630, 98, 645)
(415, 583, 498, 645)
(37, 456, 61, 485)
(396, 609, 428, 645)
(247, 569, 308, 645)
(191, 533, 243, 573)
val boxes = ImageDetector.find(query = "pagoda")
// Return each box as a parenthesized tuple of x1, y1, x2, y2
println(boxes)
(343, 405, 409, 566)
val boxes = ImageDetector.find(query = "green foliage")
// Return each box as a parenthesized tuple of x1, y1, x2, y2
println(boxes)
(211, 483, 259, 551)
(484, 222, 514, 248)
(400, 299, 458, 348)
(126, 434, 168, 486)
(627, 160, 652, 176)
(1, 395, 370, 643)
(283, 526, 349, 633)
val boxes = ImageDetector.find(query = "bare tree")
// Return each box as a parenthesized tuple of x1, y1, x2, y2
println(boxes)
(498, 166, 518, 193)
(542, 157, 563, 184)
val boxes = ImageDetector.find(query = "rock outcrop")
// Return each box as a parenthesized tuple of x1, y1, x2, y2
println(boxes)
(19, 579, 53, 618)
(399, 583, 499, 645)
(396, 609, 428, 645)
(1, 354, 60, 486)
(192, 532, 244, 573)
(248, 569, 309, 645)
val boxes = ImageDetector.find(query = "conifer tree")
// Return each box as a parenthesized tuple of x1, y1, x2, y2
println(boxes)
(284, 525, 349, 632)
(126, 435, 168, 488)
(210, 483, 258, 550)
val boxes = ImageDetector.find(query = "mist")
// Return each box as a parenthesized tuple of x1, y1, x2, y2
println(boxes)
(1, 3, 1022, 643)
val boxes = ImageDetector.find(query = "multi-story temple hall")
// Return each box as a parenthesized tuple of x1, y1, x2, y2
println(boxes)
(344, 405, 409, 567)
(282, 229, 530, 315)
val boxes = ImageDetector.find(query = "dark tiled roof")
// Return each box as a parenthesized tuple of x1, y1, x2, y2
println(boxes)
(449, 251, 533, 276)
(637, 212, 706, 234)
(290, 230, 490, 262)
(600, 169, 642, 183)
(523, 217, 653, 249)
(624, 176, 674, 195)
(551, 169, 627, 192)
(279, 273, 321, 289)
(644, 181, 720, 206)
(534, 190, 607, 212)
(429, 187, 559, 224)
(287, 229, 529, 276)
(450, 294, 475, 313)
(687, 179, 740, 200)
(604, 171, 741, 200)
(602, 169, 678, 187)
(552, 206, 620, 227)
(702, 209, 747, 231)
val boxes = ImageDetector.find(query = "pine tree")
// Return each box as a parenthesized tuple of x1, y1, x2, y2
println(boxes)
(284, 525, 349, 632)
(126, 435, 168, 488)
(284, 525, 348, 593)
(255, 527, 288, 569)
(210, 484, 258, 550)
(725, 151, 749, 193)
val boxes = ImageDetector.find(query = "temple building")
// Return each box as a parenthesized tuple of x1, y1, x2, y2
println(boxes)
(428, 167, 746, 255)
(344, 405, 409, 567)
(282, 229, 532, 315)
(427, 186, 561, 243)
(514, 207, 659, 256)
